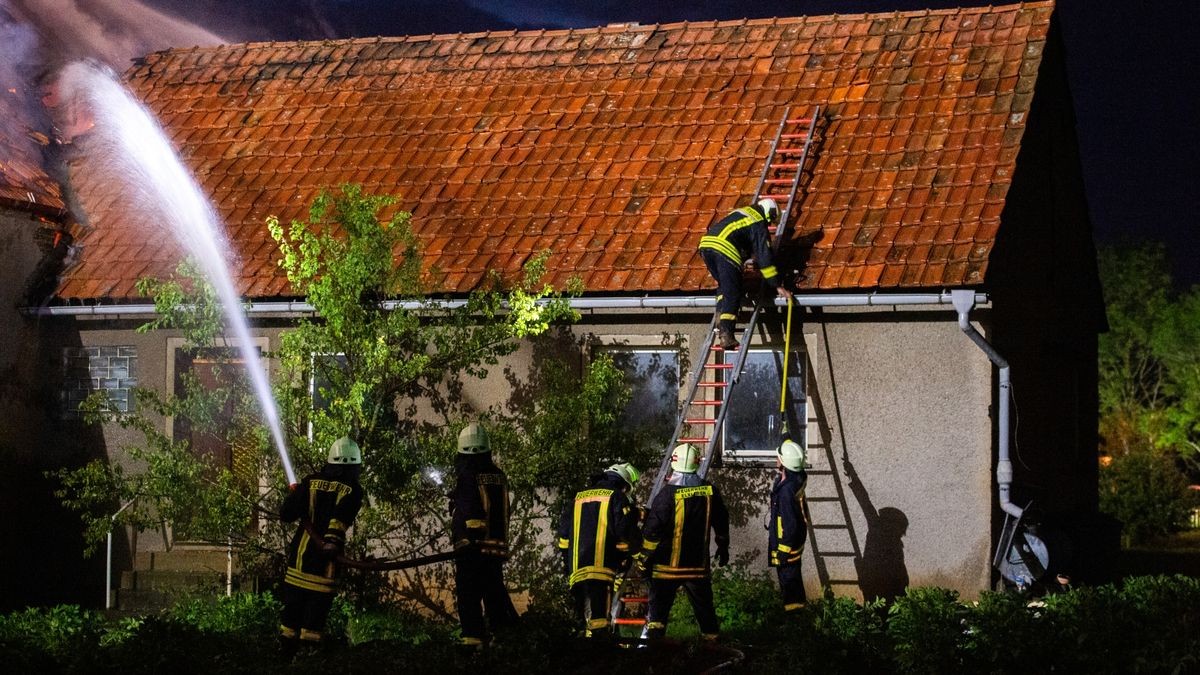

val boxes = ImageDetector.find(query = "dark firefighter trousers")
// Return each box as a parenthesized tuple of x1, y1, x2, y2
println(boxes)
(571, 579, 615, 634)
(279, 582, 335, 644)
(701, 248, 743, 333)
(777, 564, 807, 610)
(455, 550, 518, 642)
(645, 577, 719, 638)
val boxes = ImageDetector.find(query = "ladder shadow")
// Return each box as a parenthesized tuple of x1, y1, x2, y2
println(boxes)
(803, 317, 909, 602)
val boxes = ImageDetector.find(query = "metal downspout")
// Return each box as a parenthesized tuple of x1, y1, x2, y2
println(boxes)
(951, 290, 1022, 519)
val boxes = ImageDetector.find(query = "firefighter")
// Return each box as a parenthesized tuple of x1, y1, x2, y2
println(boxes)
(635, 443, 729, 641)
(556, 462, 642, 637)
(450, 421, 518, 647)
(278, 436, 365, 659)
(769, 439, 808, 610)
(699, 198, 794, 349)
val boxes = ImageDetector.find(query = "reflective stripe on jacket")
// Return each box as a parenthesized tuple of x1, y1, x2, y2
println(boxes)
(451, 454, 510, 558)
(768, 469, 807, 566)
(641, 480, 729, 580)
(697, 204, 781, 286)
(281, 469, 364, 593)
(556, 473, 640, 586)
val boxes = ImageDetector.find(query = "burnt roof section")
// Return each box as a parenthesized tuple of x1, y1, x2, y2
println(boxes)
(56, 2, 1054, 301)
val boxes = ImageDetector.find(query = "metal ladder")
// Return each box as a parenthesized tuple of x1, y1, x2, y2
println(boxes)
(611, 106, 821, 635)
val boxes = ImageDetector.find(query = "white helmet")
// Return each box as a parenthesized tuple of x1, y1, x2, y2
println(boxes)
(327, 436, 362, 465)
(757, 197, 780, 222)
(670, 443, 701, 473)
(457, 422, 490, 454)
(778, 439, 805, 472)
(606, 462, 641, 489)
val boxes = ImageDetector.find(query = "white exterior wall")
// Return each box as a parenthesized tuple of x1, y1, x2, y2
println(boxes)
(72, 302, 995, 596)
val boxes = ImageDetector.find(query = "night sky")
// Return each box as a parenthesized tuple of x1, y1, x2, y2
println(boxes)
(41, 0, 1200, 285)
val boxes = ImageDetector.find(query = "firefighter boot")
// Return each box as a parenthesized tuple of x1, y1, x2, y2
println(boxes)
(717, 325, 738, 351)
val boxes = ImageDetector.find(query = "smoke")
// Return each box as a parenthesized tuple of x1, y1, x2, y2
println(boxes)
(0, 2, 57, 202)
(8, 0, 226, 71)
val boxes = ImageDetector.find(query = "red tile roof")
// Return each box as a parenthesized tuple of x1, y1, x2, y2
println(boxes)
(57, 2, 1054, 301)
(0, 84, 65, 217)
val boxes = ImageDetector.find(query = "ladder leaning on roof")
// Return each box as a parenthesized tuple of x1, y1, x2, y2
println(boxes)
(610, 105, 822, 638)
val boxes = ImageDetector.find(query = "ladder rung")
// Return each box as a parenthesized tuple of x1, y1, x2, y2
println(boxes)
(695, 381, 728, 388)
(705, 363, 734, 369)
(775, 148, 806, 154)
(780, 133, 809, 139)
(690, 400, 723, 406)
(764, 178, 796, 184)
(677, 437, 709, 443)
(712, 345, 739, 351)
(684, 418, 717, 425)
(786, 118, 812, 125)
(769, 163, 801, 169)
(622, 596, 648, 604)
(614, 618, 647, 626)
(761, 193, 793, 199)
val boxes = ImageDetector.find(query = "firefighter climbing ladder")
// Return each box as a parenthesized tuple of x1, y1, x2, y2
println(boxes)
(611, 105, 822, 637)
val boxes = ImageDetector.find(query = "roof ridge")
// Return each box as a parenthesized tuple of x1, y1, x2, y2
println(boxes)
(137, 1, 1050, 64)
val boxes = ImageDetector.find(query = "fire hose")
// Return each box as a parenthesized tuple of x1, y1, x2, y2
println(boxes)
(301, 519, 461, 571)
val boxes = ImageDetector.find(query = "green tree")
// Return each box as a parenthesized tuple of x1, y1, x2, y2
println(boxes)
(56, 185, 662, 616)
(1096, 242, 1198, 544)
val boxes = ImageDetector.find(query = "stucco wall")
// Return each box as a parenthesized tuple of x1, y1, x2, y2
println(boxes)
(67, 302, 994, 597)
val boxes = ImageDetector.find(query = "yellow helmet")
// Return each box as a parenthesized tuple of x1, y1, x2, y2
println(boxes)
(778, 439, 805, 471)
(671, 443, 701, 473)
(457, 422, 490, 454)
(606, 462, 641, 489)
(327, 436, 362, 465)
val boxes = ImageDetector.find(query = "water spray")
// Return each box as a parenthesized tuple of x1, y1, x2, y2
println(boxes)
(56, 61, 298, 486)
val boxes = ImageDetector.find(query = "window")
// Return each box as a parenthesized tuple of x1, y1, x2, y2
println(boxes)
(309, 353, 349, 441)
(721, 347, 806, 463)
(62, 346, 137, 418)
(595, 347, 680, 446)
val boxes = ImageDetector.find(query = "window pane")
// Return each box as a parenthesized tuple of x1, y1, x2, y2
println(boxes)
(311, 353, 349, 413)
(602, 348, 679, 445)
(723, 349, 805, 457)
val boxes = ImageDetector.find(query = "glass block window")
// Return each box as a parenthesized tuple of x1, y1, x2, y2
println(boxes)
(62, 346, 137, 417)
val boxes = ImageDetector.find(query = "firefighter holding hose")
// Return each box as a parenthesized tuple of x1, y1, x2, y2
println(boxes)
(450, 422, 519, 648)
(278, 436, 364, 659)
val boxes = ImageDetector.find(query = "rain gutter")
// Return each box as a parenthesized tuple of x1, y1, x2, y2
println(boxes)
(27, 291, 988, 317)
(951, 289, 1021, 519)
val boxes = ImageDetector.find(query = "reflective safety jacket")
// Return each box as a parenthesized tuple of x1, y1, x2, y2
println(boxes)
(641, 477, 729, 580)
(768, 468, 808, 566)
(697, 204, 782, 287)
(450, 453, 510, 558)
(556, 473, 640, 586)
(281, 467, 364, 593)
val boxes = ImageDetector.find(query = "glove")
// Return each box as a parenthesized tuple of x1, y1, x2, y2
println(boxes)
(715, 543, 729, 568)
(629, 552, 647, 580)
(320, 541, 339, 560)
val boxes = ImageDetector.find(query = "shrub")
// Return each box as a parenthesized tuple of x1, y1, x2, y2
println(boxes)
(0, 604, 105, 669)
(167, 591, 281, 638)
(1100, 450, 1192, 546)
(960, 591, 1052, 673)
(887, 587, 966, 674)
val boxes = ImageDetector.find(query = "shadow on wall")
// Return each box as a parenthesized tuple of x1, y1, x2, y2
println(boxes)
(844, 453, 909, 603)
(806, 315, 909, 602)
